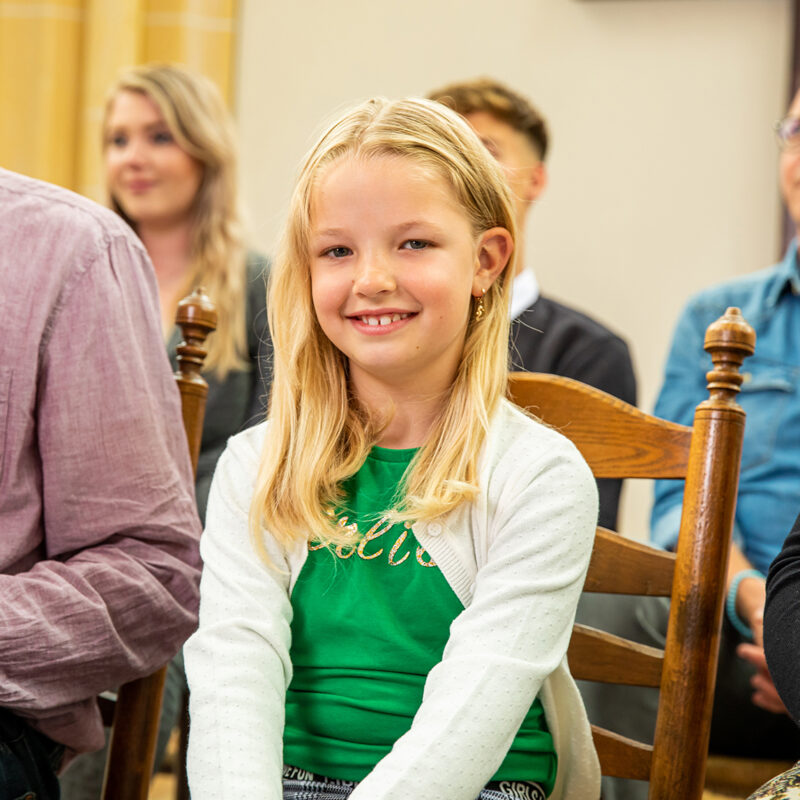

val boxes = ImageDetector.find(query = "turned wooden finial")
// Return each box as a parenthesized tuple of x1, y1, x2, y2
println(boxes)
(703, 307, 756, 402)
(175, 286, 218, 382)
(175, 287, 217, 474)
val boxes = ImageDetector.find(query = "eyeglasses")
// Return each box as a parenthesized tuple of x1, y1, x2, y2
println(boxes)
(775, 116, 800, 151)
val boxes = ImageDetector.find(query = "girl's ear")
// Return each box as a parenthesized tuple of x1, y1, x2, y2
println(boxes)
(473, 227, 514, 295)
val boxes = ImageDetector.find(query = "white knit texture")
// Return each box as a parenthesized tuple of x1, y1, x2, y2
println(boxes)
(185, 399, 600, 800)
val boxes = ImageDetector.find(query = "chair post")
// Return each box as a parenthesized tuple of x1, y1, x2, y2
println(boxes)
(100, 289, 216, 800)
(649, 308, 755, 800)
(174, 287, 218, 474)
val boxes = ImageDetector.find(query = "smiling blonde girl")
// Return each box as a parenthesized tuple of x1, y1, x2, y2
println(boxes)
(185, 97, 600, 800)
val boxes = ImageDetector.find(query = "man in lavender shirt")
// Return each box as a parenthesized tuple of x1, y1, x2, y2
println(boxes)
(0, 168, 202, 797)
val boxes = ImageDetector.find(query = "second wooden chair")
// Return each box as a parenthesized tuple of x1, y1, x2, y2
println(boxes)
(508, 307, 755, 800)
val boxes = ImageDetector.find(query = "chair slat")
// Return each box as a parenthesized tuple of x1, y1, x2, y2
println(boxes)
(508, 372, 693, 479)
(568, 624, 664, 686)
(583, 529, 676, 596)
(592, 725, 654, 781)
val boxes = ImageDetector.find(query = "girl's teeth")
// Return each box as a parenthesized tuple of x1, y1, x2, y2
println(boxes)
(360, 313, 409, 326)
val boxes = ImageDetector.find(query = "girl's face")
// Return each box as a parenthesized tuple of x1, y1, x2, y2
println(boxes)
(309, 154, 511, 402)
(105, 90, 203, 231)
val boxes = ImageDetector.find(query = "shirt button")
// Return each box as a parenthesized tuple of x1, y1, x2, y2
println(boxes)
(427, 522, 442, 536)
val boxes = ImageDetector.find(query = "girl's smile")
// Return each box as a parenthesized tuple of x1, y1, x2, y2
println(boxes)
(347, 310, 415, 333)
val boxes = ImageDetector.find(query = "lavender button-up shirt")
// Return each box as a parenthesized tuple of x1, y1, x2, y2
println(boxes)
(0, 168, 202, 753)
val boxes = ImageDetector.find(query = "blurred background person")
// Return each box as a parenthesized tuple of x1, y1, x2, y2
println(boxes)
(577, 84, 800, 800)
(651, 85, 800, 762)
(428, 77, 636, 531)
(59, 62, 272, 799)
(0, 165, 201, 800)
(102, 63, 272, 522)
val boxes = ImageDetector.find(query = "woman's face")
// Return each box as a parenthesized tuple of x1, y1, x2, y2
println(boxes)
(105, 90, 203, 231)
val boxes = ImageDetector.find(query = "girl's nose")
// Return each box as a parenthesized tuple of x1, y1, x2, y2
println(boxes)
(352, 256, 396, 296)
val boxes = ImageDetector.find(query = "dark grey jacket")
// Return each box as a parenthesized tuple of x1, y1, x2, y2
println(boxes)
(510, 294, 637, 530)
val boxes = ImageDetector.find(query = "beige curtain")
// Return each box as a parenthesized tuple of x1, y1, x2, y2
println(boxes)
(0, 0, 237, 199)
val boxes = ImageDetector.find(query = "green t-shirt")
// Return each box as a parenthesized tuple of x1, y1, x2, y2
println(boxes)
(283, 446, 556, 791)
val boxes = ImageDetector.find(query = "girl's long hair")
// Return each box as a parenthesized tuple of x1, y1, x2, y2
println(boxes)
(103, 63, 247, 377)
(250, 97, 517, 553)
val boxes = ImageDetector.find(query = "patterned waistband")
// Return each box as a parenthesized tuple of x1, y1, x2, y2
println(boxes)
(282, 765, 546, 800)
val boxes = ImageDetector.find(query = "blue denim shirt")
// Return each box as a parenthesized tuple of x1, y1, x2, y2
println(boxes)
(651, 242, 800, 574)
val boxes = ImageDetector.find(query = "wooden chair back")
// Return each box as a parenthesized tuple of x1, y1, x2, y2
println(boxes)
(508, 307, 755, 800)
(99, 288, 217, 800)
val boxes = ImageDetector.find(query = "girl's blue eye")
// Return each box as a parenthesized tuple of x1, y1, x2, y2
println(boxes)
(325, 246, 352, 258)
(108, 134, 127, 148)
(403, 240, 429, 250)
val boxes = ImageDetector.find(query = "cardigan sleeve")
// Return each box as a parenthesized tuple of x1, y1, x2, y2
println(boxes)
(349, 426, 598, 800)
(184, 426, 292, 800)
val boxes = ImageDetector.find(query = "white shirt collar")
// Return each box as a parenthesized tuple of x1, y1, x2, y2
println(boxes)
(509, 268, 540, 320)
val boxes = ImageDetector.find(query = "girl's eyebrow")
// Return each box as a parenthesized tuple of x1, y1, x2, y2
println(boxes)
(313, 228, 347, 239)
(311, 220, 445, 240)
(395, 220, 440, 232)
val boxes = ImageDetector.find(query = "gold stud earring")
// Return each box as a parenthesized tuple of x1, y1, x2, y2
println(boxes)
(474, 289, 485, 321)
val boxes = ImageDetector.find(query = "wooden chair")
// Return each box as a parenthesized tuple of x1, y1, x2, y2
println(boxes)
(508, 307, 755, 800)
(98, 288, 217, 800)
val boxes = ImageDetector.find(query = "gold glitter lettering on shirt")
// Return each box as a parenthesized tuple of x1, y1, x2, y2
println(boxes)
(307, 513, 435, 569)
(356, 516, 392, 560)
(387, 531, 411, 566)
(416, 546, 437, 568)
(337, 515, 359, 537)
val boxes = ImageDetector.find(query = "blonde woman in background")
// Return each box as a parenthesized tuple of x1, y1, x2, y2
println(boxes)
(105, 62, 272, 521)
(59, 63, 272, 798)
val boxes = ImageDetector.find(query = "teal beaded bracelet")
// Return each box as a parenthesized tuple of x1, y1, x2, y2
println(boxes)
(726, 568, 765, 640)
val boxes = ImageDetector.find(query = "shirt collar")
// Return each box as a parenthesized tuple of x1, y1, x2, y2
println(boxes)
(765, 239, 800, 308)
(510, 268, 540, 320)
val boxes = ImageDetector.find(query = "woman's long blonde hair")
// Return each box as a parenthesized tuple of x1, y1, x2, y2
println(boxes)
(251, 97, 517, 553)
(103, 63, 247, 377)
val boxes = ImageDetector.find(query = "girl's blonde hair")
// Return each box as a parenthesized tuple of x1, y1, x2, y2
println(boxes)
(103, 63, 247, 377)
(251, 97, 517, 552)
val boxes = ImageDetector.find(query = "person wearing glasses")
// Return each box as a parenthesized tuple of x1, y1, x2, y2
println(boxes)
(576, 90, 800, 800)
(650, 89, 800, 755)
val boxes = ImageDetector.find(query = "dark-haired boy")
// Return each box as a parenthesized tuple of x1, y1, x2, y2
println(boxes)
(429, 78, 637, 530)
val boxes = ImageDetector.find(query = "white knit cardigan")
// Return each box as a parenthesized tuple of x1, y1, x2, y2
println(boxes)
(185, 399, 601, 800)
